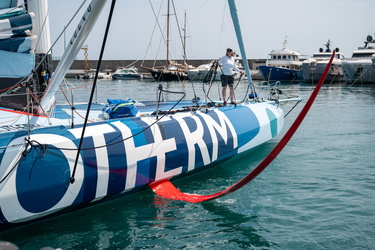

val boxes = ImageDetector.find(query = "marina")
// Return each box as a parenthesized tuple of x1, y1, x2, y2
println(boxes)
(0, 0, 302, 232)
(1, 79, 375, 249)
(1, 0, 375, 248)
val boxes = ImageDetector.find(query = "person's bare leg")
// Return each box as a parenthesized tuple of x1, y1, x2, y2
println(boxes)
(222, 87, 227, 103)
(229, 86, 234, 103)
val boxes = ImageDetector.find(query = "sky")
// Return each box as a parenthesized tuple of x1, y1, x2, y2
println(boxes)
(42, 0, 375, 61)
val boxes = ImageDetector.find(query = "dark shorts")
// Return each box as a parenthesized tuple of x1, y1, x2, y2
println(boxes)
(221, 74, 234, 87)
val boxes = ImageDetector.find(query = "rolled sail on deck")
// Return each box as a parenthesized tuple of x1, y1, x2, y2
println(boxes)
(0, 1, 52, 111)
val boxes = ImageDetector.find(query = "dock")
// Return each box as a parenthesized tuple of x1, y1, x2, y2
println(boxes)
(52, 59, 266, 80)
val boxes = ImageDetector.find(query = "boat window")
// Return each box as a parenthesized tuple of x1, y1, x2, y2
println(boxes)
(278, 55, 281, 59)
(353, 53, 373, 58)
(282, 55, 286, 59)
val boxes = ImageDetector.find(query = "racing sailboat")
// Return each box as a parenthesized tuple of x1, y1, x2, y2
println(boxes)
(0, 0, 301, 231)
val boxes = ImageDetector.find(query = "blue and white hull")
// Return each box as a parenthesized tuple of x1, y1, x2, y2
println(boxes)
(259, 66, 303, 82)
(0, 101, 283, 230)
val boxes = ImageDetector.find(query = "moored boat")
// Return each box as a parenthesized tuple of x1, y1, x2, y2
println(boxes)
(143, 62, 190, 81)
(186, 62, 212, 81)
(301, 40, 345, 83)
(142, 1, 192, 81)
(81, 68, 105, 79)
(341, 34, 375, 84)
(258, 37, 304, 82)
(112, 66, 141, 79)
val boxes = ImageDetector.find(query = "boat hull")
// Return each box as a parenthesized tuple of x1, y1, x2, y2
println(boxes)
(259, 66, 303, 82)
(146, 68, 189, 81)
(112, 73, 141, 79)
(342, 61, 375, 83)
(0, 101, 283, 230)
(301, 64, 344, 83)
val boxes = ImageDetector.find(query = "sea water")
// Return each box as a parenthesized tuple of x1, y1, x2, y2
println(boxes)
(1, 80, 374, 249)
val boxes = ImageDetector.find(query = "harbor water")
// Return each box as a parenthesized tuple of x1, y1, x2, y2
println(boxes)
(1, 79, 374, 249)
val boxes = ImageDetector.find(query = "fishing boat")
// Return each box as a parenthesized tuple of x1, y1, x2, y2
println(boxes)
(341, 34, 375, 84)
(0, 0, 304, 231)
(258, 37, 304, 82)
(112, 66, 141, 79)
(300, 40, 345, 83)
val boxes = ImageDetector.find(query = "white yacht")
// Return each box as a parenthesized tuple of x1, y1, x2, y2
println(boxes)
(301, 40, 345, 83)
(112, 66, 141, 79)
(341, 35, 375, 84)
(186, 62, 212, 81)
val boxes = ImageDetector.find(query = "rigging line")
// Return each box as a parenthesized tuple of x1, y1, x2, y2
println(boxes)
(58, 85, 95, 123)
(147, 0, 168, 63)
(224, 74, 242, 103)
(240, 83, 250, 103)
(0, 154, 23, 185)
(150, 50, 337, 203)
(171, 0, 187, 63)
(284, 100, 301, 118)
(0, 0, 28, 17)
(70, 0, 117, 184)
(0, 97, 34, 125)
(33, 0, 87, 82)
(348, 69, 368, 88)
(32, 90, 187, 152)
(1, 1, 87, 97)
(217, 0, 227, 53)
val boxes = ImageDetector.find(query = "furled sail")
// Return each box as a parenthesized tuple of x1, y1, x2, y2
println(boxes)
(0, 12, 34, 39)
(0, 1, 51, 111)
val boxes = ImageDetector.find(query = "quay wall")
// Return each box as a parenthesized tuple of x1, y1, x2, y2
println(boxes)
(52, 59, 267, 73)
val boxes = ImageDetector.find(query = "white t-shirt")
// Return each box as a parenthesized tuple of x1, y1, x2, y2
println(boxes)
(219, 56, 240, 76)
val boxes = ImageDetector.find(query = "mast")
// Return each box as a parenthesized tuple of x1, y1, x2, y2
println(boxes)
(183, 10, 187, 65)
(39, 0, 108, 113)
(27, 0, 51, 54)
(166, 0, 170, 64)
(227, 0, 252, 84)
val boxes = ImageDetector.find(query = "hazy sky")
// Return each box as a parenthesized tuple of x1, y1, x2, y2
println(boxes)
(45, 0, 374, 61)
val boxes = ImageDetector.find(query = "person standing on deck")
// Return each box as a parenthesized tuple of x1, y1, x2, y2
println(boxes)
(219, 48, 244, 105)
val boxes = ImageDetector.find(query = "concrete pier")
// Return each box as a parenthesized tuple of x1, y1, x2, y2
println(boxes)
(52, 59, 266, 79)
